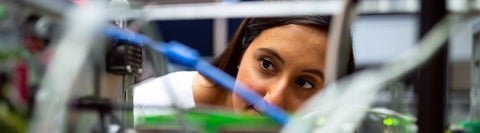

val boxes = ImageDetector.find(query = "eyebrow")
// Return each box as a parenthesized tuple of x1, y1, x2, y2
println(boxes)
(258, 48, 285, 64)
(258, 48, 323, 80)
(303, 69, 325, 80)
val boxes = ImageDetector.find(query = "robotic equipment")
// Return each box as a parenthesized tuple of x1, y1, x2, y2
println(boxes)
(1, 0, 480, 133)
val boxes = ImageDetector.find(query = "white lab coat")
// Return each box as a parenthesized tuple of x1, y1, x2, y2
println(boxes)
(133, 71, 196, 124)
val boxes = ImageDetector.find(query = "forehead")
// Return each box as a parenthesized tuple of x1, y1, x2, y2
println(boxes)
(247, 24, 328, 67)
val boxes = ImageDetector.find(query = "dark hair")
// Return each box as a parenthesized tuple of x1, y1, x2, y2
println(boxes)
(211, 16, 355, 78)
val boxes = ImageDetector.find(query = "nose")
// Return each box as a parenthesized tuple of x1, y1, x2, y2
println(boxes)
(263, 78, 289, 108)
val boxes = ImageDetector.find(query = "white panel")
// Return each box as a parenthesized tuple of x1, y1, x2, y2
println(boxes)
(352, 15, 418, 66)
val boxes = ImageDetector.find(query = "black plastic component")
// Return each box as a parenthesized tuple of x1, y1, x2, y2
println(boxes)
(106, 39, 143, 75)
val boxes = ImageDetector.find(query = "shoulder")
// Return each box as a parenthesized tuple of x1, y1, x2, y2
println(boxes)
(134, 71, 198, 124)
(161, 71, 197, 80)
(133, 71, 197, 108)
(136, 71, 197, 88)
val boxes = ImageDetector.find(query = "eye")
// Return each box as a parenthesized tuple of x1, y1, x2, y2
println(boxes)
(295, 79, 314, 89)
(259, 57, 275, 72)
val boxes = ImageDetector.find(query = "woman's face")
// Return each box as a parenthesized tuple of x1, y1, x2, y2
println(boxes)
(233, 24, 328, 114)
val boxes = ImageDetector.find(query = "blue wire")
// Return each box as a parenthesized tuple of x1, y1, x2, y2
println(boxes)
(105, 26, 154, 46)
(104, 26, 290, 125)
(195, 61, 289, 125)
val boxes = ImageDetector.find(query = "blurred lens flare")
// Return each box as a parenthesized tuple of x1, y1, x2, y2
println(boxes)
(383, 117, 399, 126)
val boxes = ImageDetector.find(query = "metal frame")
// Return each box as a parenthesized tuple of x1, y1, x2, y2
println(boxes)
(283, 12, 461, 133)
(109, 0, 419, 21)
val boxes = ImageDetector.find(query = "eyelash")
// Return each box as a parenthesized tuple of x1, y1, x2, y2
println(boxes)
(258, 57, 316, 89)
(295, 78, 315, 89)
(259, 57, 276, 73)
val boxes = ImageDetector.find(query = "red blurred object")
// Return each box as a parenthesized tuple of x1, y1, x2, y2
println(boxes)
(14, 61, 28, 103)
(23, 36, 45, 54)
(72, 0, 89, 6)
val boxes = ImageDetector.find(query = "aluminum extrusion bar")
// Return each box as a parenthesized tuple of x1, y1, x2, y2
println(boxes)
(109, 0, 419, 21)
(6, 0, 426, 21)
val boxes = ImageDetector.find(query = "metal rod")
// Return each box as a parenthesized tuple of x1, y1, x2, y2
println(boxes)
(109, 0, 419, 21)
(9, 0, 421, 22)
(415, 0, 448, 132)
(471, 32, 480, 120)
(121, 76, 134, 127)
(324, 0, 358, 85)
(469, 19, 480, 120)
(213, 17, 227, 56)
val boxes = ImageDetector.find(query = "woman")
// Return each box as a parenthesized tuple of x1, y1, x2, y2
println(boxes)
(134, 16, 355, 115)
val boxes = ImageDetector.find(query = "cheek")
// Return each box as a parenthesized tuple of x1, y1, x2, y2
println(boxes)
(231, 94, 245, 113)
(233, 66, 267, 111)
(236, 67, 266, 94)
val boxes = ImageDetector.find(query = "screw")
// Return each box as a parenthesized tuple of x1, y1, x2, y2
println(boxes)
(126, 65, 132, 73)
